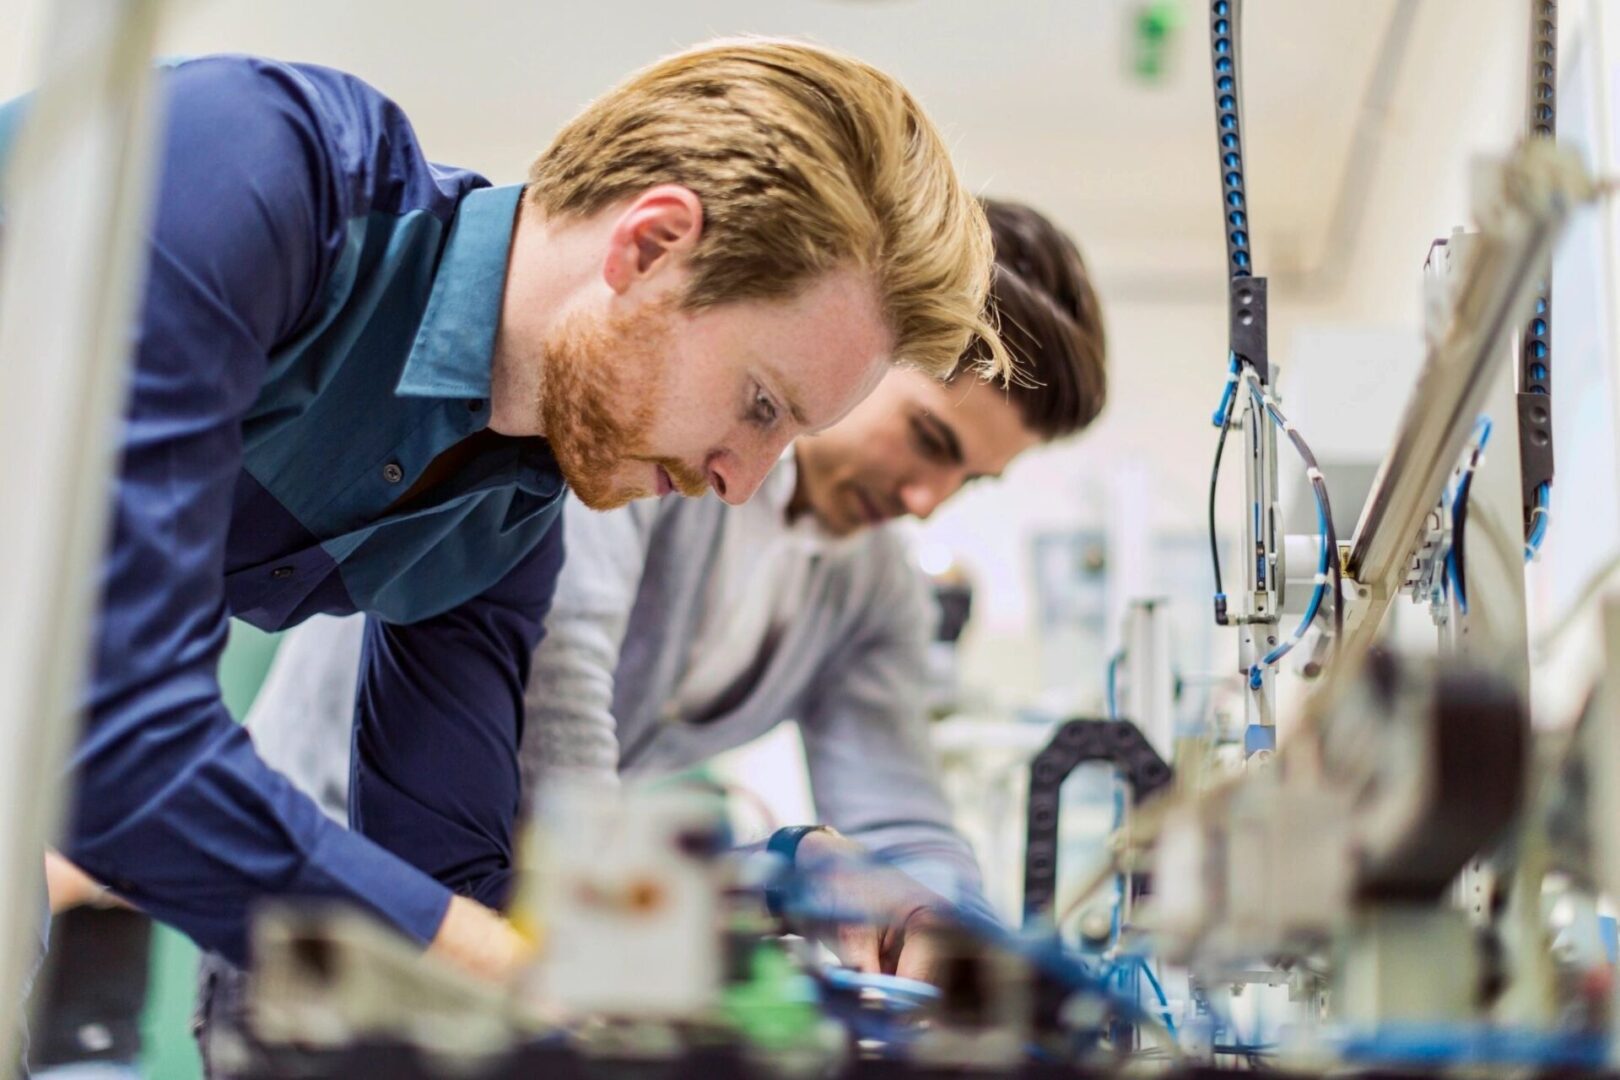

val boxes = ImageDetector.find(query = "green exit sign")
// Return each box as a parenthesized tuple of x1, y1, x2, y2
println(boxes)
(1132, 1, 1182, 83)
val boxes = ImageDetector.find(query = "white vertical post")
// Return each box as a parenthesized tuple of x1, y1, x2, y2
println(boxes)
(1238, 387, 1280, 729)
(1587, 601, 1620, 1063)
(1122, 597, 1176, 755)
(0, 0, 166, 1063)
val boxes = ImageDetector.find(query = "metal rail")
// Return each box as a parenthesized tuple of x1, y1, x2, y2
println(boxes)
(1209, 0, 1269, 383)
(1518, 0, 1557, 534)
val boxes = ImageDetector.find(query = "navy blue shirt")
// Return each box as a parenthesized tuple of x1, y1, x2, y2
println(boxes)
(0, 56, 568, 961)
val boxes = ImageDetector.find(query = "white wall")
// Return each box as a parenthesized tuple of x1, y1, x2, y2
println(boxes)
(922, 0, 1534, 705)
(4, 0, 1581, 715)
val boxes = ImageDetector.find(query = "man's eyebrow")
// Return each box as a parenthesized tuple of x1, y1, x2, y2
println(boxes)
(918, 410, 964, 464)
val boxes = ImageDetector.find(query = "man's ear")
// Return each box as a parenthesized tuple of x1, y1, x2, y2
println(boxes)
(602, 184, 703, 295)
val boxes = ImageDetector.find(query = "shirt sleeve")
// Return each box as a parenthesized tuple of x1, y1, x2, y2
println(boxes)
(798, 540, 997, 923)
(518, 499, 662, 791)
(351, 516, 566, 911)
(62, 57, 453, 962)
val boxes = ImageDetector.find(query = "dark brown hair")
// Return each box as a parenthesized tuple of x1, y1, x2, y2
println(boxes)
(954, 199, 1107, 440)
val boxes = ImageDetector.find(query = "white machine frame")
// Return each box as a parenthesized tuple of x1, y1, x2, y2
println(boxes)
(0, 1, 168, 1064)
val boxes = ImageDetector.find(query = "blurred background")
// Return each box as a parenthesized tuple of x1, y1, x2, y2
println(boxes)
(1, 0, 1558, 705)
(6, 1, 1617, 1074)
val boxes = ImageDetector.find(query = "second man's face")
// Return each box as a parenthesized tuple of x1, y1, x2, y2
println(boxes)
(793, 368, 1042, 536)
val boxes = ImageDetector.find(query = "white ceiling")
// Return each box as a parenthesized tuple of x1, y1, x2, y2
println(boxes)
(2, 0, 1537, 628)
(5, 0, 1409, 297)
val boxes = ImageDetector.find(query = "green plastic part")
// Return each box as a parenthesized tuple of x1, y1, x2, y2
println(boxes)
(722, 944, 823, 1051)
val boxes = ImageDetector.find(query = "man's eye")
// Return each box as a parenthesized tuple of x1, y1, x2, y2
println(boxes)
(752, 387, 780, 427)
(912, 418, 946, 458)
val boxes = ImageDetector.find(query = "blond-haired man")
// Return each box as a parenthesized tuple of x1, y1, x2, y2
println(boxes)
(216, 200, 1105, 1008)
(2, 39, 1003, 987)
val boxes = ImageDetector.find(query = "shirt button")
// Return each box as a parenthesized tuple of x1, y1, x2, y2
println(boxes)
(382, 461, 405, 484)
(270, 566, 294, 580)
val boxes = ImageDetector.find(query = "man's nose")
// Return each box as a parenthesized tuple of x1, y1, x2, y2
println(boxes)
(706, 433, 791, 505)
(898, 470, 961, 521)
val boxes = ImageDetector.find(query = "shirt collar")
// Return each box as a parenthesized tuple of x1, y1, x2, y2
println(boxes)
(762, 447, 800, 519)
(395, 183, 523, 400)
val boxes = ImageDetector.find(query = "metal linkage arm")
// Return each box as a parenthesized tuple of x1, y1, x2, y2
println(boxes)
(1340, 143, 1597, 666)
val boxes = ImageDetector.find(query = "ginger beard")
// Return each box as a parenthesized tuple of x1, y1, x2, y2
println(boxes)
(539, 297, 709, 510)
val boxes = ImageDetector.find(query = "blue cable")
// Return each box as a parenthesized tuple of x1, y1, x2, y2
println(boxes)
(1108, 784, 1126, 949)
(1135, 958, 1177, 1036)
(1447, 478, 1476, 612)
(1445, 494, 1467, 614)
(1211, 352, 1240, 426)
(1105, 651, 1123, 720)
(1525, 481, 1551, 561)
(1209, 354, 1241, 624)
(1246, 382, 1331, 687)
(1444, 416, 1493, 612)
(1338, 1024, 1605, 1069)
(772, 848, 1159, 1030)
(820, 968, 939, 1007)
(1248, 496, 1327, 686)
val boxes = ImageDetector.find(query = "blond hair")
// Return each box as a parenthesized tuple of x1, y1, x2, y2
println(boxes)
(527, 37, 1010, 382)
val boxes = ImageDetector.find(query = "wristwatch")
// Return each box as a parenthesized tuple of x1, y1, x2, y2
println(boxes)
(764, 824, 830, 918)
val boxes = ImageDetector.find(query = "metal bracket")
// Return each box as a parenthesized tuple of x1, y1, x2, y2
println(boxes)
(1516, 389, 1554, 513)
(1230, 276, 1269, 383)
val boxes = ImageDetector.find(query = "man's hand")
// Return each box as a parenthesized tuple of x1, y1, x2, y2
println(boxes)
(427, 895, 533, 982)
(793, 829, 954, 985)
(44, 850, 120, 914)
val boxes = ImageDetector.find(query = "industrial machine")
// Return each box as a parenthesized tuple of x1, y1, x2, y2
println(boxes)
(1049, 0, 1619, 1072)
(9, 1, 1619, 1077)
(201, 5, 1620, 1077)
